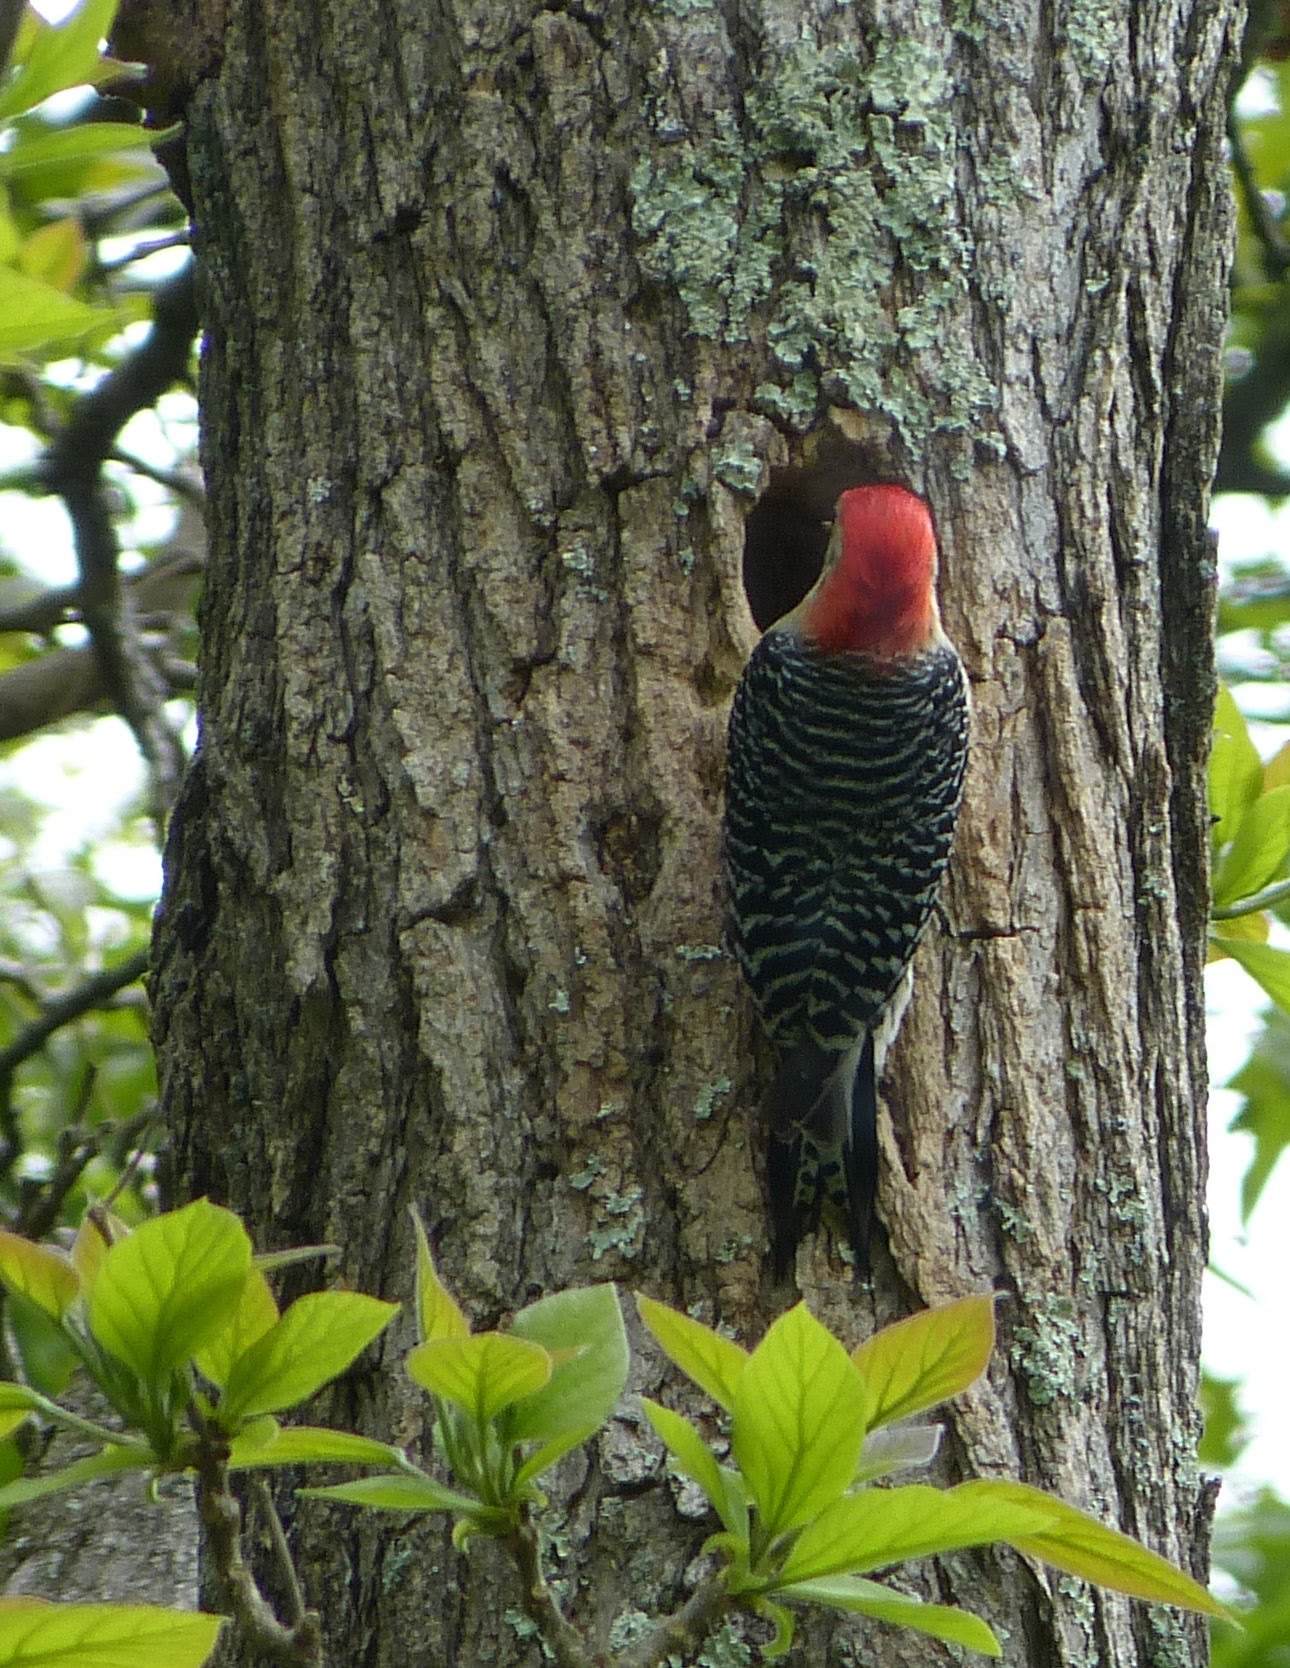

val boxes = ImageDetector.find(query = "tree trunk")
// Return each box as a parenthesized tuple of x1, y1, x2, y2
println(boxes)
(151, 2, 1239, 1664)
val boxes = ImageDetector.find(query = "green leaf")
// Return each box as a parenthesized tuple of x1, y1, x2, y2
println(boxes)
(410, 1206, 468, 1343)
(1214, 784, 1290, 908)
(854, 1423, 942, 1483)
(636, 1294, 748, 1412)
(228, 1424, 409, 1470)
(967, 1480, 1226, 1616)
(0, 122, 152, 179)
(0, 1444, 151, 1510)
(219, 1291, 398, 1424)
(0, 268, 112, 359)
(778, 1482, 1057, 1585)
(1210, 685, 1263, 850)
(779, 1576, 1001, 1657)
(1210, 938, 1290, 1017)
(194, 1268, 279, 1389)
(88, 1200, 253, 1386)
(500, 1284, 627, 1472)
(0, 0, 124, 122)
(641, 1398, 737, 1529)
(851, 1295, 996, 1431)
(0, 1600, 222, 1668)
(407, 1332, 552, 1426)
(303, 1474, 482, 1514)
(9, 1295, 78, 1398)
(0, 1231, 79, 1320)
(1228, 1008, 1290, 1221)
(1199, 1373, 1249, 1470)
(732, 1302, 867, 1536)
(757, 1599, 795, 1660)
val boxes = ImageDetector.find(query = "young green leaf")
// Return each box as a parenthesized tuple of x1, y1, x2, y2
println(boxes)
(408, 1332, 552, 1426)
(228, 1424, 409, 1471)
(1211, 685, 1264, 850)
(219, 1291, 398, 1424)
(641, 1398, 739, 1531)
(779, 1576, 1001, 1658)
(636, 1294, 748, 1412)
(1210, 937, 1290, 1016)
(0, 1232, 79, 1321)
(0, 1445, 152, 1510)
(959, 1479, 1226, 1616)
(854, 1423, 942, 1483)
(0, 1599, 222, 1668)
(756, 1599, 795, 1661)
(732, 1303, 867, 1536)
(1213, 783, 1290, 909)
(852, 1295, 996, 1431)
(410, 1207, 469, 1343)
(88, 1201, 253, 1386)
(194, 1269, 279, 1390)
(777, 1482, 1057, 1586)
(304, 1474, 483, 1515)
(9, 1295, 79, 1398)
(500, 1284, 627, 1466)
(0, 0, 125, 123)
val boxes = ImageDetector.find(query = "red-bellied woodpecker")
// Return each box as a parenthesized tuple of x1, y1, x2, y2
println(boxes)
(723, 484, 969, 1277)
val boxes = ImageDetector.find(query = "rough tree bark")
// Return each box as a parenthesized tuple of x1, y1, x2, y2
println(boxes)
(150, 1, 1240, 1665)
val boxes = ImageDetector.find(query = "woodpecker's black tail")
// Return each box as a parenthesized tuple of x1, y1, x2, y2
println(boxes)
(766, 1034, 878, 1279)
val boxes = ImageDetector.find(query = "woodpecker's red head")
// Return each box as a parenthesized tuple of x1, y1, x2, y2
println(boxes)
(796, 484, 941, 658)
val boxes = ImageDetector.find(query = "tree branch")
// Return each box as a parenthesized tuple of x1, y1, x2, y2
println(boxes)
(39, 263, 199, 822)
(505, 1510, 602, 1668)
(0, 949, 151, 1173)
(190, 1405, 322, 1668)
(619, 1574, 735, 1668)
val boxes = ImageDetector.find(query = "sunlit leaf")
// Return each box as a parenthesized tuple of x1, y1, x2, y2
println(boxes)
(0, 1230, 79, 1320)
(88, 1200, 253, 1386)
(732, 1303, 866, 1536)
(779, 1576, 1000, 1657)
(0, 122, 152, 179)
(1213, 784, 1290, 908)
(194, 1269, 279, 1390)
(0, 0, 124, 122)
(410, 1207, 468, 1343)
(1210, 685, 1263, 850)
(407, 1332, 552, 1427)
(0, 1445, 151, 1510)
(852, 1295, 995, 1431)
(0, 1600, 222, 1668)
(1228, 1007, 1290, 1221)
(228, 1424, 408, 1470)
(302, 1474, 481, 1514)
(641, 1398, 737, 1529)
(968, 1480, 1226, 1615)
(219, 1291, 397, 1423)
(778, 1482, 1057, 1585)
(1211, 937, 1290, 1017)
(636, 1294, 747, 1412)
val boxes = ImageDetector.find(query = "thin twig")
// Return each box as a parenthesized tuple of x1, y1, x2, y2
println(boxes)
(1228, 103, 1290, 280)
(109, 447, 206, 507)
(190, 1404, 322, 1668)
(619, 1574, 735, 1668)
(252, 1477, 311, 1628)
(18, 1105, 155, 1240)
(0, 948, 151, 1173)
(40, 263, 198, 823)
(505, 1509, 601, 1668)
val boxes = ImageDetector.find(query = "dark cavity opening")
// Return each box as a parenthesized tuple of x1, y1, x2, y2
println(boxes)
(742, 437, 900, 632)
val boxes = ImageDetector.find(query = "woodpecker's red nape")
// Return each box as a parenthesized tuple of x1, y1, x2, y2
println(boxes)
(803, 483, 939, 658)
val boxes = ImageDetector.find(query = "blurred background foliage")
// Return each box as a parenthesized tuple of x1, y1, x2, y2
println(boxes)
(1, 0, 1290, 1648)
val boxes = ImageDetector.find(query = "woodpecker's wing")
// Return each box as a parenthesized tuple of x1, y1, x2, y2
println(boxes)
(724, 625, 969, 1055)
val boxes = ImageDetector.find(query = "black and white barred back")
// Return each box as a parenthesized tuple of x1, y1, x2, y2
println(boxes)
(724, 625, 970, 1275)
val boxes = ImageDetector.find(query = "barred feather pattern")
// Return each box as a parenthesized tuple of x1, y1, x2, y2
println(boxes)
(724, 625, 969, 1274)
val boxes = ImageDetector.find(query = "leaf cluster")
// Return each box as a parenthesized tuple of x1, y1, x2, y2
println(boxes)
(0, 1201, 1225, 1668)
